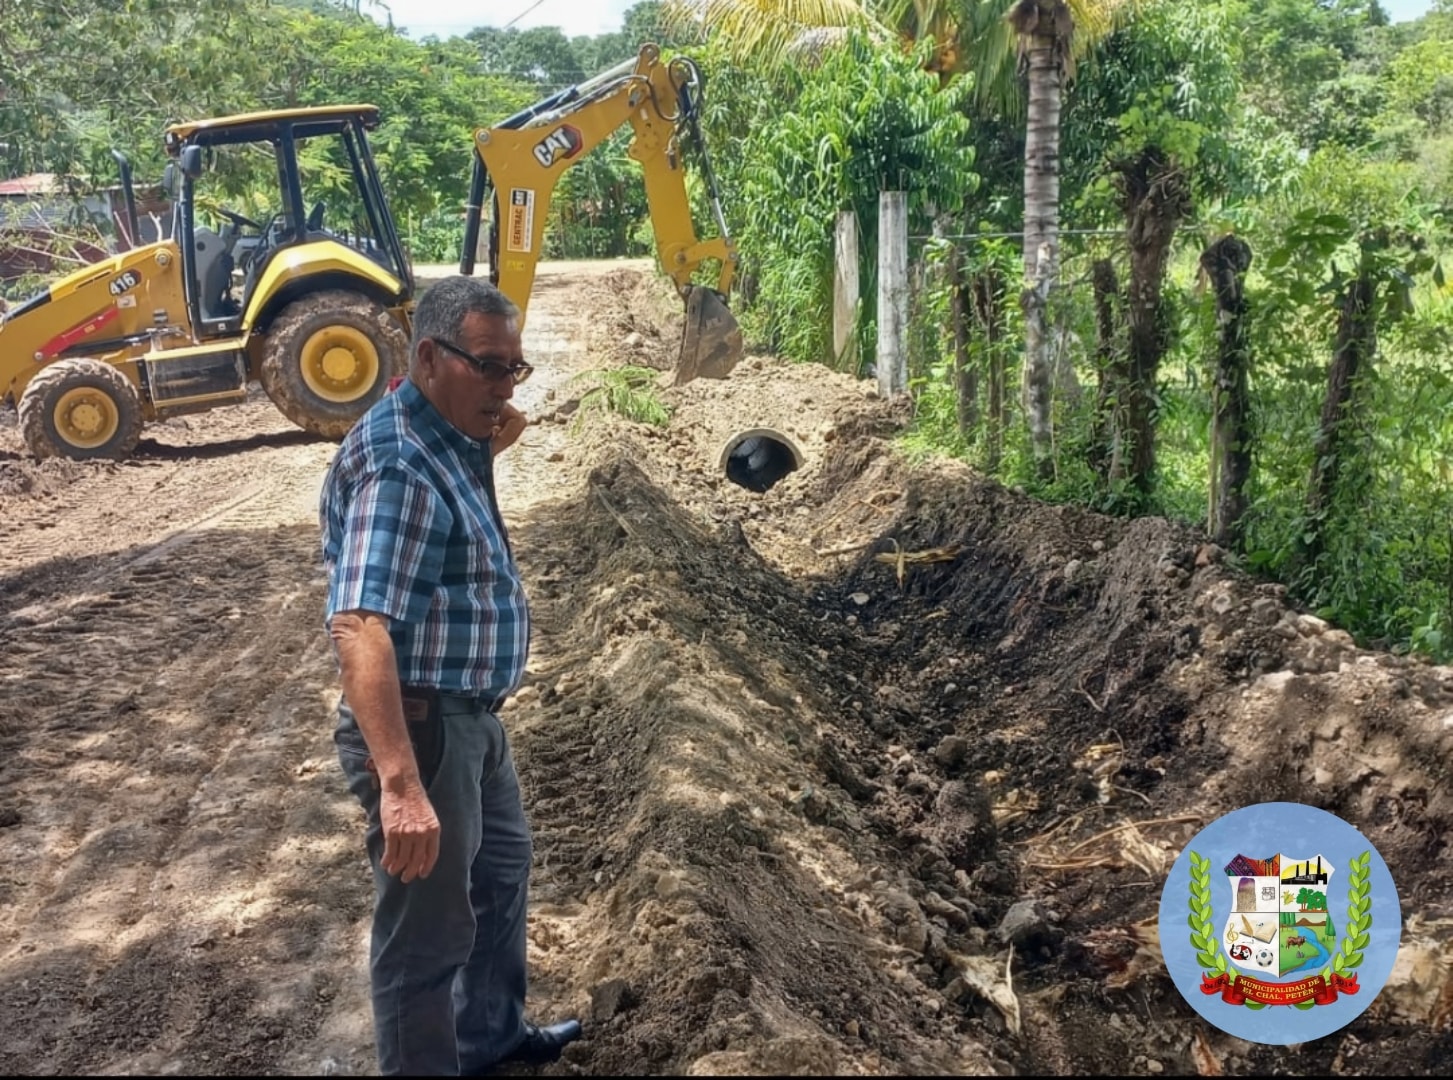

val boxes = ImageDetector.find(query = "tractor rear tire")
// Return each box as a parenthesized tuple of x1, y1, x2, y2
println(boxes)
(18, 357, 144, 461)
(259, 290, 408, 441)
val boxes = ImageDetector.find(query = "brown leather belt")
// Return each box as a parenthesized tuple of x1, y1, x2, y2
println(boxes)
(400, 684, 495, 720)
(399, 684, 437, 723)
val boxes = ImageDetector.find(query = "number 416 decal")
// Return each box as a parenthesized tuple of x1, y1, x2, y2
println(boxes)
(109, 269, 141, 296)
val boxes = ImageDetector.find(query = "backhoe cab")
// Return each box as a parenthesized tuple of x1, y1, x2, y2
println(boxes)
(461, 43, 743, 384)
(0, 106, 412, 460)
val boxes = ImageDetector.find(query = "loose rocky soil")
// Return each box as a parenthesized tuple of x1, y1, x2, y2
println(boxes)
(0, 261, 1449, 1076)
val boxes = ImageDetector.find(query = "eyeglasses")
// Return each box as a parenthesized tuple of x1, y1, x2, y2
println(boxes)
(432, 337, 534, 385)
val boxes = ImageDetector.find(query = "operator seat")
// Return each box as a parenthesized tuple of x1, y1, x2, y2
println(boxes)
(192, 227, 235, 321)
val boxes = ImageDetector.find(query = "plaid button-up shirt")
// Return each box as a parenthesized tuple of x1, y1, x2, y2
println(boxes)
(320, 379, 529, 706)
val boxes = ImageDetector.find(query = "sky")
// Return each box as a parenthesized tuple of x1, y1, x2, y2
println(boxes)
(1384, 0, 1437, 20)
(367, 0, 1439, 44)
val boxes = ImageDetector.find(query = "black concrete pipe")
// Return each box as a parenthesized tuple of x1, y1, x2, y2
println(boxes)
(720, 428, 804, 493)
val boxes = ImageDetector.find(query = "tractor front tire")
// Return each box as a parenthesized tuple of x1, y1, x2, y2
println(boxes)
(259, 290, 408, 441)
(18, 357, 144, 461)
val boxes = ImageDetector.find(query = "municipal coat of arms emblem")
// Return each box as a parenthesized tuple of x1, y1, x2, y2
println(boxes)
(1160, 802, 1400, 1044)
(1189, 848, 1372, 1009)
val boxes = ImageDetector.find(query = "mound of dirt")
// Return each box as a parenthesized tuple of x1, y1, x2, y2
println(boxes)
(567, 266, 690, 373)
(501, 271, 1453, 1075)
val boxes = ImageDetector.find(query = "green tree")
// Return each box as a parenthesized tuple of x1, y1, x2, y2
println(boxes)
(671, 0, 1142, 470)
(470, 26, 586, 86)
(1222, 0, 1387, 149)
(1375, 35, 1453, 141)
(577, 5, 702, 78)
(1061, 1, 1251, 493)
(0, 0, 291, 180)
(282, 12, 537, 221)
(725, 31, 978, 365)
(624, 1, 701, 47)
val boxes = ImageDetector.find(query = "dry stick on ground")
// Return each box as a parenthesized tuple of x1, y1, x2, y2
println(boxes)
(856, 498, 898, 515)
(1111, 785, 1154, 807)
(815, 539, 876, 557)
(1078, 673, 1107, 713)
(1023, 813, 1204, 870)
(1030, 857, 1124, 871)
(887, 537, 905, 588)
(872, 542, 962, 591)
(593, 489, 637, 538)
(1011, 808, 1098, 847)
(847, 489, 905, 517)
(870, 544, 962, 566)
(1058, 814, 1203, 859)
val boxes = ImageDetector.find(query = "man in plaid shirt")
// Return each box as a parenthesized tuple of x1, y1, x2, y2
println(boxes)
(320, 275, 581, 1076)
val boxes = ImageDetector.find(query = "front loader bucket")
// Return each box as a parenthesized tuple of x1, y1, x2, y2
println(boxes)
(675, 286, 743, 386)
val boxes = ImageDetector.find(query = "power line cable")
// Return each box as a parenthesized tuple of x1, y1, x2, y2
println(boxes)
(502, 0, 549, 30)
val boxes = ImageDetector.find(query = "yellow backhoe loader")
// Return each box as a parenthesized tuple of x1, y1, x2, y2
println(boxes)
(0, 106, 414, 460)
(0, 44, 741, 461)
(459, 42, 742, 385)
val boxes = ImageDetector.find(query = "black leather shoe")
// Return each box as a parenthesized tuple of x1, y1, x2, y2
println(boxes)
(497, 1020, 583, 1066)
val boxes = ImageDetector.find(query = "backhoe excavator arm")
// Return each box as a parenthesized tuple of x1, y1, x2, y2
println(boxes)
(460, 44, 742, 383)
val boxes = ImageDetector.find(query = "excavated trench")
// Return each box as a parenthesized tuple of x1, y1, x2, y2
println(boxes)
(499, 321, 1453, 1076)
(493, 268, 1451, 1076)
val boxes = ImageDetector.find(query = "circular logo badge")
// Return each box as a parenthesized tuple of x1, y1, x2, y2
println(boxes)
(1158, 801, 1401, 1044)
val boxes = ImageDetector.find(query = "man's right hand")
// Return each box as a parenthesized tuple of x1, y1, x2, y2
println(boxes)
(379, 779, 441, 883)
(329, 609, 442, 883)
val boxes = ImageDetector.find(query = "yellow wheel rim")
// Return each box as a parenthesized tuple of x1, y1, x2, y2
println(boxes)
(53, 386, 120, 449)
(299, 325, 380, 404)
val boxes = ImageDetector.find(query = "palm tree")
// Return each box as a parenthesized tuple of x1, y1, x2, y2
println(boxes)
(1009, 0, 1078, 475)
(668, 0, 1143, 471)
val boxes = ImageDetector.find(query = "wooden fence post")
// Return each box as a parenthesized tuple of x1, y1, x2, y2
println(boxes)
(833, 210, 859, 370)
(877, 190, 908, 398)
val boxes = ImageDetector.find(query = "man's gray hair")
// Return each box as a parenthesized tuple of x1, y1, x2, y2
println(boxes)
(409, 276, 519, 362)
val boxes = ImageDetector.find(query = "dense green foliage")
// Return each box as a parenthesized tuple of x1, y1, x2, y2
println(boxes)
(4, 0, 1453, 657)
(0, 0, 668, 261)
(694, 32, 978, 363)
(972, 0, 1453, 656)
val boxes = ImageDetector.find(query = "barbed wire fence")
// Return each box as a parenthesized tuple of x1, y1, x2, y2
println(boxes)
(899, 225, 1137, 474)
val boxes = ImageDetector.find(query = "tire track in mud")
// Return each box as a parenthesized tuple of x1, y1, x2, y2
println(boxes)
(2, 485, 266, 632)
(0, 424, 359, 1073)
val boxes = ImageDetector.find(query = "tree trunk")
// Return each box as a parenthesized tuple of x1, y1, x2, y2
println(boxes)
(1111, 147, 1191, 492)
(975, 270, 1005, 472)
(1302, 272, 1377, 567)
(833, 210, 859, 371)
(1088, 257, 1121, 479)
(948, 245, 979, 437)
(1201, 235, 1254, 549)
(1012, 0, 1071, 480)
(1022, 257, 1055, 479)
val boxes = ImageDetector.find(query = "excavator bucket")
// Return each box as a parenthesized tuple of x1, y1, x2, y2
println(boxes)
(675, 286, 743, 386)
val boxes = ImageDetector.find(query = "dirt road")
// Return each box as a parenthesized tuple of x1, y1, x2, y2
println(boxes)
(1, 262, 1449, 1076)
(0, 261, 631, 1074)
